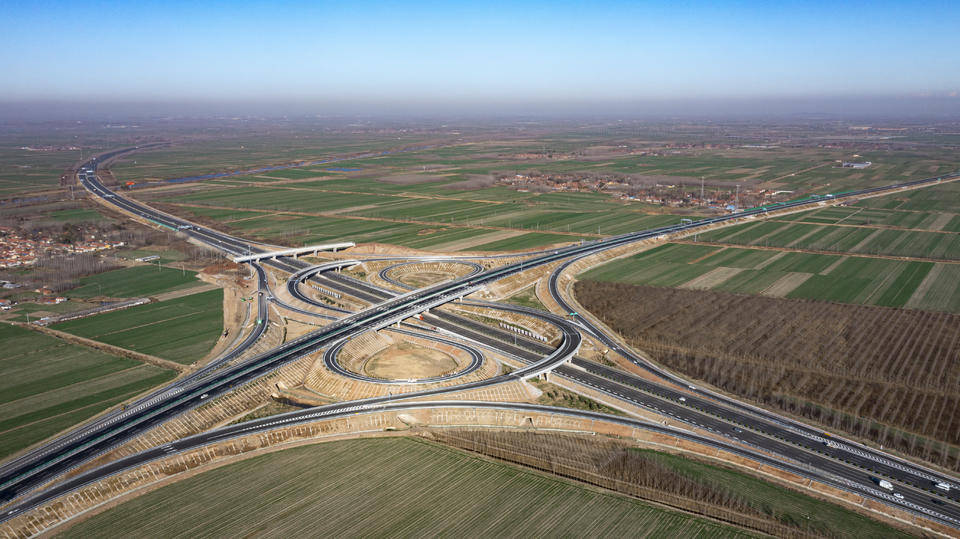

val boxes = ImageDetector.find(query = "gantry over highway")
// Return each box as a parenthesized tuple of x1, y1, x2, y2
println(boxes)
(1, 147, 959, 534)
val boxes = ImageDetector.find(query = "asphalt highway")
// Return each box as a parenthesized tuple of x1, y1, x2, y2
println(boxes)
(1, 153, 957, 528)
(274, 245, 960, 527)
(545, 237, 960, 503)
(279, 259, 960, 524)
(378, 260, 485, 290)
(322, 327, 485, 384)
(1, 158, 587, 504)
(6, 400, 957, 528)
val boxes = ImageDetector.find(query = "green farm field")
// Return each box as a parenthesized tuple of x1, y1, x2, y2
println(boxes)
(107, 134, 431, 183)
(581, 243, 960, 311)
(59, 437, 757, 538)
(68, 265, 205, 298)
(149, 178, 681, 251)
(0, 324, 176, 460)
(471, 232, 584, 251)
(107, 132, 956, 255)
(695, 180, 960, 261)
(52, 289, 224, 364)
(857, 176, 960, 212)
(698, 219, 960, 260)
(0, 147, 77, 196)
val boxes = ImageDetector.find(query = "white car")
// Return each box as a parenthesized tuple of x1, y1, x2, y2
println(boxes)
(893, 493, 904, 500)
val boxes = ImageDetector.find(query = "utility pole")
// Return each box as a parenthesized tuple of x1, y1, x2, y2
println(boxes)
(700, 176, 705, 207)
(735, 184, 740, 211)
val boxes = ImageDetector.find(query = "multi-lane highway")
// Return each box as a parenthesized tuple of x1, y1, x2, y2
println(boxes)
(0, 154, 585, 505)
(545, 245, 960, 504)
(1, 151, 958, 529)
(262, 223, 960, 528)
(11, 400, 937, 526)
(283, 265, 960, 521)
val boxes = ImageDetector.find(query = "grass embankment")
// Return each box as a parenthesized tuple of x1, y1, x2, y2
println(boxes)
(58, 437, 755, 538)
(52, 289, 224, 364)
(69, 265, 204, 298)
(0, 324, 176, 460)
(505, 286, 547, 310)
(531, 380, 624, 416)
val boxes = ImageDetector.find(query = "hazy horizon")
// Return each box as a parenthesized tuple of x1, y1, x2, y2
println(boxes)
(4, 0, 959, 116)
(2, 95, 960, 123)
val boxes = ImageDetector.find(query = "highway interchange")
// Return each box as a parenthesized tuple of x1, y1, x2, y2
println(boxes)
(1, 147, 959, 531)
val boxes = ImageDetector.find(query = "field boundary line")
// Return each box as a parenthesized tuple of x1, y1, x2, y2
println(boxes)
(8, 322, 190, 373)
(676, 239, 960, 264)
(776, 218, 960, 236)
(161, 201, 599, 238)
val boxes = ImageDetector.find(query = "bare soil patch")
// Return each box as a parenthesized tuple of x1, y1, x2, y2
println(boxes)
(679, 267, 742, 289)
(441, 174, 497, 190)
(377, 174, 448, 185)
(929, 212, 956, 231)
(398, 271, 455, 288)
(905, 263, 946, 309)
(759, 272, 813, 297)
(363, 342, 458, 380)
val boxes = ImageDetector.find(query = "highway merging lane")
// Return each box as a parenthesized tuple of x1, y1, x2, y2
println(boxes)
(6, 400, 957, 529)
(264, 247, 960, 526)
(545, 244, 960, 506)
(0, 150, 957, 527)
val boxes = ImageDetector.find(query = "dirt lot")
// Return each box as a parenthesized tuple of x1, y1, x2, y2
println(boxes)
(363, 342, 459, 379)
(398, 271, 456, 288)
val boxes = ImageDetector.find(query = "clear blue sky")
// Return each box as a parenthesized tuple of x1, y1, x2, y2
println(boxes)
(3, 0, 959, 103)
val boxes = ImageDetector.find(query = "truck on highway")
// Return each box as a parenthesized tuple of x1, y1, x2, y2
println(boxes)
(877, 479, 894, 491)
(935, 481, 952, 492)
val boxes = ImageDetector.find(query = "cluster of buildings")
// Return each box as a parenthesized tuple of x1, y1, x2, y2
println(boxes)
(615, 187, 754, 210)
(0, 288, 67, 312)
(500, 173, 626, 193)
(499, 174, 760, 210)
(840, 161, 873, 169)
(19, 145, 81, 152)
(0, 226, 124, 269)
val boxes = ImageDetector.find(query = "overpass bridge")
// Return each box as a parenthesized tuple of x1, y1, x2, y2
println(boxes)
(232, 242, 355, 263)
